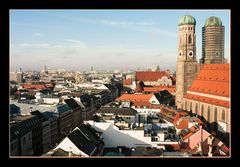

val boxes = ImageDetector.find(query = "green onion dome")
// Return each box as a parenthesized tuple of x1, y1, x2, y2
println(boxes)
(205, 16, 222, 27)
(178, 15, 196, 26)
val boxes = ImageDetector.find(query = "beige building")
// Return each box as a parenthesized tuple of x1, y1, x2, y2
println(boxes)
(10, 72, 23, 83)
(175, 15, 230, 146)
(135, 71, 174, 86)
(182, 64, 230, 145)
(201, 16, 225, 64)
(175, 15, 199, 109)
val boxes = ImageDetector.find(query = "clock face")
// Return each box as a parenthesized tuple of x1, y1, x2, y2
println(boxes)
(188, 51, 193, 57)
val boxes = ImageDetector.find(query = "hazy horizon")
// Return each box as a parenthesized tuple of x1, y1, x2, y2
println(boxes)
(10, 10, 230, 72)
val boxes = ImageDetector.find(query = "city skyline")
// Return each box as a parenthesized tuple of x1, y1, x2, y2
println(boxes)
(10, 10, 230, 71)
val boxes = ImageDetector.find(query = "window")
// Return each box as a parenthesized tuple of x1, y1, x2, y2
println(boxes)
(195, 103, 198, 114)
(207, 106, 210, 121)
(222, 109, 225, 121)
(188, 35, 192, 44)
(201, 105, 204, 116)
(190, 102, 192, 111)
(214, 108, 218, 122)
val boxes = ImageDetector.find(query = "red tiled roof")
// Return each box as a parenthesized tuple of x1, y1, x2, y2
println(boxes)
(181, 126, 199, 141)
(188, 64, 230, 97)
(117, 94, 153, 101)
(160, 106, 189, 124)
(143, 86, 176, 94)
(132, 101, 160, 109)
(123, 78, 132, 85)
(136, 71, 170, 81)
(176, 119, 189, 130)
(21, 84, 46, 90)
(176, 117, 203, 130)
(184, 93, 230, 108)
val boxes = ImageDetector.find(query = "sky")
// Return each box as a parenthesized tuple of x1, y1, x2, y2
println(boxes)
(10, 10, 230, 72)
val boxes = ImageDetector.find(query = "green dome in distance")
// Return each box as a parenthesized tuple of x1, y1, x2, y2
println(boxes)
(205, 16, 222, 27)
(178, 15, 196, 26)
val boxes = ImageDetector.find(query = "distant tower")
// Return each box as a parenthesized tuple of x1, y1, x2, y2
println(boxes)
(201, 16, 225, 64)
(156, 65, 160, 71)
(91, 66, 93, 71)
(176, 15, 198, 109)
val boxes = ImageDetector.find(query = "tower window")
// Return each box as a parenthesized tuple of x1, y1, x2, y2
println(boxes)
(188, 35, 192, 44)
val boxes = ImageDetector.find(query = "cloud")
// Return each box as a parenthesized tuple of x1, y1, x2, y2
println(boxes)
(11, 22, 64, 30)
(65, 39, 87, 49)
(33, 32, 43, 37)
(19, 43, 62, 48)
(19, 43, 50, 48)
(100, 20, 155, 27)
(19, 43, 29, 47)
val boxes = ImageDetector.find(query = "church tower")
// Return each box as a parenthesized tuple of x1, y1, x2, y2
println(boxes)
(201, 16, 225, 64)
(176, 15, 198, 109)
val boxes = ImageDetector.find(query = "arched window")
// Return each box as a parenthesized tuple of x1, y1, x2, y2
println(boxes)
(200, 105, 204, 121)
(214, 108, 218, 122)
(188, 35, 192, 44)
(222, 109, 225, 121)
(195, 103, 198, 114)
(214, 108, 218, 132)
(207, 106, 210, 122)
(201, 105, 204, 116)
(189, 102, 192, 115)
(185, 101, 188, 111)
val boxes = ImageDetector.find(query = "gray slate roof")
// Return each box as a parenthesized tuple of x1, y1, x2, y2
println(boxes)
(97, 107, 137, 116)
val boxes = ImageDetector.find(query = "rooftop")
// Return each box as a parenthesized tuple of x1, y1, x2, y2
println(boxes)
(97, 107, 138, 116)
(184, 93, 230, 108)
(178, 15, 196, 26)
(123, 78, 132, 85)
(143, 86, 176, 94)
(64, 98, 81, 110)
(11, 102, 56, 115)
(187, 64, 230, 98)
(117, 93, 153, 102)
(205, 16, 223, 27)
(136, 71, 170, 82)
